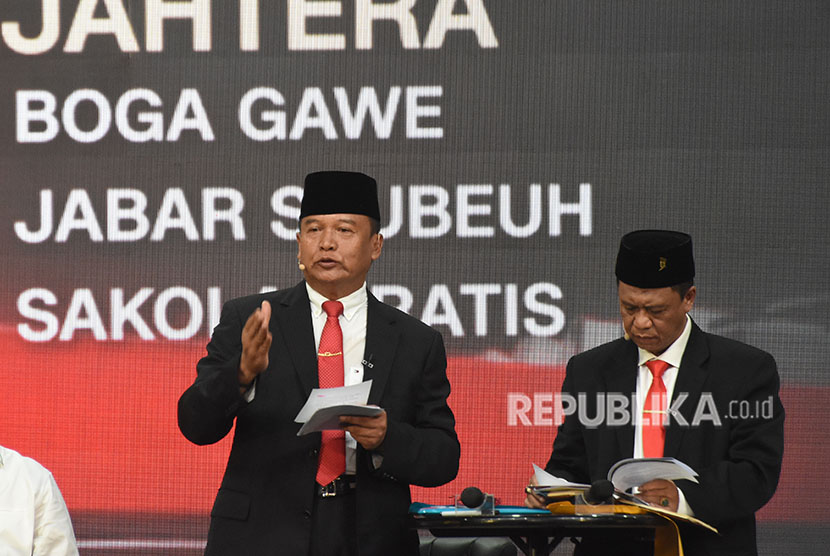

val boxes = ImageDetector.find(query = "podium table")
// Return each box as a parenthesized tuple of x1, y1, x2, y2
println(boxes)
(411, 507, 663, 556)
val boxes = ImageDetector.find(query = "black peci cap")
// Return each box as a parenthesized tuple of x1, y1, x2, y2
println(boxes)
(299, 171, 381, 223)
(615, 230, 695, 288)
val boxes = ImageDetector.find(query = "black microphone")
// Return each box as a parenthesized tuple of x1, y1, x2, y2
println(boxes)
(584, 479, 614, 505)
(439, 486, 496, 515)
(460, 486, 485, 509)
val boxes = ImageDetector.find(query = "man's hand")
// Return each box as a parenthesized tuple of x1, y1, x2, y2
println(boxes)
(340, 411, 387, 451)
(524, 475, 547, 509)
(637, 479, 679, 511)
(239, 301, 272, 388)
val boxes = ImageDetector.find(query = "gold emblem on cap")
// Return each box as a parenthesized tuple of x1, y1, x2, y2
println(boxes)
(658, 257, 667, 271)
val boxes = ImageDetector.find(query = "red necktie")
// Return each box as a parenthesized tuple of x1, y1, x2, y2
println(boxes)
(316, 300, 345, 486)
(642, 359, 670, 458)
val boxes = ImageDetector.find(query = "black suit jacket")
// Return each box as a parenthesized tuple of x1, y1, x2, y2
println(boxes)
(545, 321, 784, 556)
(178, 281, 460, 555)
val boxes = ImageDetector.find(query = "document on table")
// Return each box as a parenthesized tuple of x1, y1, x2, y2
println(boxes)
(531, 458, 698, 492)
(607, 457, 698, 492)
(532, 463, 588, 489)
(294, 380, 383, 435)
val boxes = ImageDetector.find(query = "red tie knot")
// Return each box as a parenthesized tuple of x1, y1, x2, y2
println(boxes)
(646, 359, 671, 378)
(322, 300, 343, 319)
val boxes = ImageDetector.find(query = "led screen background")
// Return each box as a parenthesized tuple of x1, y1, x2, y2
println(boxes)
(1, 2, 828, 554)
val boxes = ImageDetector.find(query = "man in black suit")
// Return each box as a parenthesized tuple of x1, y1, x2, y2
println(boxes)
(178, 171, 459, 556)
(527, 230, 784, 556)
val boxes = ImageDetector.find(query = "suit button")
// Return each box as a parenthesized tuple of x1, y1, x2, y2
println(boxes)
(309, 448, 318, 458)
(303, 509, 312, 519)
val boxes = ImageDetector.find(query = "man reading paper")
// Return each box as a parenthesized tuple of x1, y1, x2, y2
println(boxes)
(527, 230, 784, 556)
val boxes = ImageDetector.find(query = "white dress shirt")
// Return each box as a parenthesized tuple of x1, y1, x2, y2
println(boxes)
(0, 445, 79, 556)
(305, 282, 369, 475)
(242, 283, 371, 474)
(632, 314, 695, 516)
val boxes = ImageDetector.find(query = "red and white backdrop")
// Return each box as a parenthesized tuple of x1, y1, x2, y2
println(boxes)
(2, 1, 829, 553)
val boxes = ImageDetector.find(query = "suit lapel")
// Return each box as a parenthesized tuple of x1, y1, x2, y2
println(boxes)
(603, 340, 639, 459)
(363, 293, 399, 405)
(273, 281, 319, 394)
(664, 322, 709, 457)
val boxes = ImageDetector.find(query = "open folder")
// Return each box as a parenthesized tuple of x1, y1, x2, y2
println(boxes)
(529, 460, 717, 533)
(532, 457, 698, 493)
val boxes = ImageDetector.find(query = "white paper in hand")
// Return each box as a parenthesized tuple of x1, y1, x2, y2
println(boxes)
(294, 380, 381, 435)
(297, 404, 383, 435)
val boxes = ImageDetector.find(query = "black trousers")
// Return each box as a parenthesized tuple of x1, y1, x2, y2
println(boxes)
(309, 491, 357, 556)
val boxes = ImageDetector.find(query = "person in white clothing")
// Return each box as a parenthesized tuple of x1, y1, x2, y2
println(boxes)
(0, 445, 79, 556)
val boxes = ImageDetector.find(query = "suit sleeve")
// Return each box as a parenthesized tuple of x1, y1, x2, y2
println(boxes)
(178, 299, 250, 446)
(677, 350, 784, 525)
(544, 357, 592, 484)
(371, 330, 460, 487)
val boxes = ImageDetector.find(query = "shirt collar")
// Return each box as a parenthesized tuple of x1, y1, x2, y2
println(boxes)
(637, 314, 693, 369)
(306, 282, 367, 321)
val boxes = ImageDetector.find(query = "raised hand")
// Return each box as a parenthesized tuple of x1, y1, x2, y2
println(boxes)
(239, 301, 272, 387)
